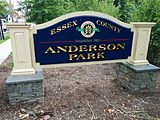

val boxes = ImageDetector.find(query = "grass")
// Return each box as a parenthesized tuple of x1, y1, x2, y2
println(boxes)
(0, 32, 10, 44)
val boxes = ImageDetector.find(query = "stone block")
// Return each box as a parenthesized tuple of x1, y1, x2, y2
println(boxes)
(115, 62, 160, 92)
(6, 70, 44, 105)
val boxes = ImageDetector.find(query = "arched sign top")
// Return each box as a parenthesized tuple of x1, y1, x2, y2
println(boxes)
(36, 11, 131, 30)
(33, 11, 134, 66)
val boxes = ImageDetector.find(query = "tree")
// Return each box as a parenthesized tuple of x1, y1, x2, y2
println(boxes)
(141, 0, 160, 66)
(18, 0, 118, 24)
(0, 0, 9, 18)
(130, 0, 160, 66)
(18, 0, 76, 23)
(0, 0, 9, 40)
(113, 0, 139, 23)
(113, 0, 160, 66)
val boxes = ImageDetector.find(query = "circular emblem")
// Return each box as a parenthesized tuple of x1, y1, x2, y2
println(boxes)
(76, 21, 100, 38)
(80, 21, 96, 38)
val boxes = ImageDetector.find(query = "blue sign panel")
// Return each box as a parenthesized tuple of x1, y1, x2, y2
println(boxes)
(33, 15, 133, 65)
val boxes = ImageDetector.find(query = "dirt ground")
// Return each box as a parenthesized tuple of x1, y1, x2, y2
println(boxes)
(0, 56, 160, 120)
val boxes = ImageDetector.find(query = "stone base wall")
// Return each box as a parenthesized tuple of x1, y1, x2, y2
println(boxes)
(115, 62, 160, 92)
(6, 70, 44, 105)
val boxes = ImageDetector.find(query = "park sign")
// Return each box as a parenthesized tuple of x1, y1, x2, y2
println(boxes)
(33, 12, 133, 66)
(5, 11, 157, 104)
(5, 11, 155, 75)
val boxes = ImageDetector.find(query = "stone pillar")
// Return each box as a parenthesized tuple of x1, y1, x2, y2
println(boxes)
(116, 22, 160, 92)
(5, 23, 44, 104)
(116, 62, 160, 92)
(6, 23, 35, 75)
(6, 70, 44, 105)
(129, 22, 156, 65)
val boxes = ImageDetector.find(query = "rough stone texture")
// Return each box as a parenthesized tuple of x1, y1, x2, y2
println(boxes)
(6, 70, 44, 105)
(115, 62, 160, 92)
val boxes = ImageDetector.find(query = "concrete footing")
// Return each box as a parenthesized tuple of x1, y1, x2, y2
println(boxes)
(6, 70, 44, 105)
(115, 62, 160, 92)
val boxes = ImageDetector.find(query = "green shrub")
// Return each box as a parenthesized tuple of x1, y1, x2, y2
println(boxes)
(19, 0, 118, 24)
(131, 0, 160, 66)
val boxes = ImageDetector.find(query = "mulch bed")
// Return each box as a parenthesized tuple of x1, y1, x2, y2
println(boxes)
(0, 55, 160, 120)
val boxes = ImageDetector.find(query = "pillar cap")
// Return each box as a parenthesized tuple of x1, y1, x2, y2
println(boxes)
(5, 23, 33, 28)
(130, 22, 156, 28)
(121, 62, 160, 73)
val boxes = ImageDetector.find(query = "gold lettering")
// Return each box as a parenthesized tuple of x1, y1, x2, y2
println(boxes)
(97, 52, 105, 59)
(50, 29, 56, 35)
(108, 24, 114, 30)
(57, 46, 67, 53)
(96, 20, 121, 33)
(113, 26, 117, 32)
(101, 21, 105, 26)
(68, 46, 78, 52)
(98, 44, 106, 51)
(87, 53, 96, 59)
(50, 20, 78, 35)
(107, 44, 116, 50)
(45, 47, 56, 54)
(96, 20, 101, 25)
(79, 45, 88, 52)
(73, 20, 77, 26)
(67, 22, 73, 28)
(69, 54, 77, 61)
(57, 26, 61, 33)
(76, 54, 86, 60)
(89, 45, 97, 52)
(117, 28, 121, 33)
(117, 43, 125, 50)
(61, 24, 67, 30)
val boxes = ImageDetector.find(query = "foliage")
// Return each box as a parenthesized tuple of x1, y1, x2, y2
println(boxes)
(68, 0, 118, 17)
(113, 0, 130, 22)
(0, 0, 9, 18)
(113, 0, 160, 66)
(113, 0, 143, 23)
(18, 0, 118, 24)
(130, 0, 160, 66)
(0, 32, 10, 44)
